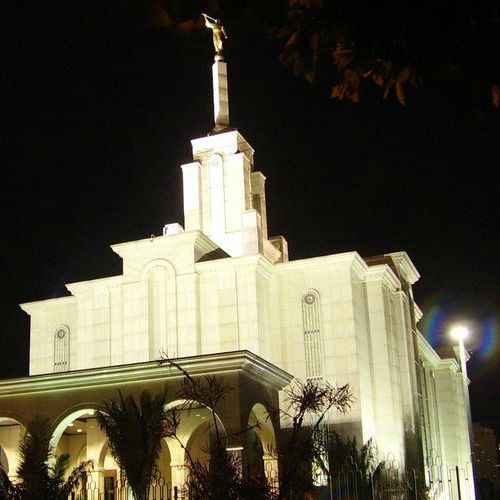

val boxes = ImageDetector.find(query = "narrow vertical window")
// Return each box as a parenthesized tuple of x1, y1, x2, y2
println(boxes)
(302, 289, 324, 378)
(302, 290, 328, 485)
(148, 266, 168, 360)
(54, 325, 70, 372)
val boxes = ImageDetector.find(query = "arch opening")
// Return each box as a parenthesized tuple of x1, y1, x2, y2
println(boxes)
(0, 417, 25, 477)
(51, 407, 103, 479)
(164, 399, 227, 489)
(247, 403, 279, 488)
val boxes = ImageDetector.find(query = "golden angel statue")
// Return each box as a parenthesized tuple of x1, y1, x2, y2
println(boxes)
(202, 13, 227, 60)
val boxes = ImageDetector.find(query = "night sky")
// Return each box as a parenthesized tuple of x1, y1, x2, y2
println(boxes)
(2, 4, 499, 424)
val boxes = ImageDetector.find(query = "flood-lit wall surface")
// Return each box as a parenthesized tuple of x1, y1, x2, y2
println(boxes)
(12, 127, 474, 499)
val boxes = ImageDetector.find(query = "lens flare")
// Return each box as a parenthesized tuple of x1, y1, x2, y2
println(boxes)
(420, 292, 499, 380)
(420, 291, 450, 346)
(476, 317, 497, 358)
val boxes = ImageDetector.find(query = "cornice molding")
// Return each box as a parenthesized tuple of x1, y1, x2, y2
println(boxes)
(0, 351, 293, 398)
(364, 265, 401, 290)
(433, 358, 460, 373)
(190, 130, 255, 164)
(20, 295, 77, 314)
(386, 251, 420, 284)
(417, 332, 441, 366)
(110, 230, 217, 259)
(350, 253, 369, 278)
(65, 275, 123, 295)
(414, 303, 423, 322)
(196, 253, 274, 278)
(274, 251, 361, 274)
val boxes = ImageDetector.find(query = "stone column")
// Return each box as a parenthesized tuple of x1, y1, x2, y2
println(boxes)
(226, 445, 245, 476)
(170, 462, 189, 494)
(263, 454, 279, 491)
(88, 469, 104, 495)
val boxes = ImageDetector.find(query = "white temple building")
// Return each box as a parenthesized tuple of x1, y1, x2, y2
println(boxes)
(0, 48, 474, 499)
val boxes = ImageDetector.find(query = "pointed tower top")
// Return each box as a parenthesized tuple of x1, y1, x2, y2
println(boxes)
(203, 13, 230, 131)
(177, 15, 287, 263)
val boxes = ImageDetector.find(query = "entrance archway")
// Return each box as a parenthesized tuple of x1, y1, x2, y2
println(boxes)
(97, 441, 121, 498)
(185, 418, 215, 466)
(51, 406, 104, 493)
(164, 399, 227, 491)
(0, 417, 25, 477)
(51, 407, 102, 452)
(247, 403, 278, 487)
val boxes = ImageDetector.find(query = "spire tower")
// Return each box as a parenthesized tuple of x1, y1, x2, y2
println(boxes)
(179, 16, 288, 263)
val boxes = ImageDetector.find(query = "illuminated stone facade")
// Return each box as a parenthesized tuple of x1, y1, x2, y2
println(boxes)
(0, 60, 474, 499)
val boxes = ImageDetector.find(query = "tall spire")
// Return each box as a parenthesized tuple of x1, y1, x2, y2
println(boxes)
(203, 14, 229, 131)
(179, 15, 288, 263)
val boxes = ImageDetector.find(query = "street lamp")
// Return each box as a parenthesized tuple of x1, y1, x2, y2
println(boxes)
(450, 324, 474, 500)
(450, 324, 474, 452)
(450, 325, 469, 386)
(450, 325, 469, 341)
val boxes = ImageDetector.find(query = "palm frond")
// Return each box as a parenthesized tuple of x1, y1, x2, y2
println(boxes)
(6, 416, 92, 499)
(0, 465, 17, 499)
(15, 416, 52, 498)
(50, 453, 70, 485)
(58, 459, 93, 498)
(96, 389, 170, 500)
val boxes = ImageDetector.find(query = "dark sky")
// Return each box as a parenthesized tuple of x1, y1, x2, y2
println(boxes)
(2, 4, 499, 424)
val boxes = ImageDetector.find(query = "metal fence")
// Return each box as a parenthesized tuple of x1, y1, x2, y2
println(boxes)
(68, 467, 418, 500)
(67, 461, 481, 500)
(70, 475, 177, 500)
(315, 462, 420, 500)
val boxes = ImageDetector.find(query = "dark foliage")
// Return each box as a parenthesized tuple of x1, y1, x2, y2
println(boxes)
(159, 354, 276, 499)
(272, 0, 500, 106)
(328, 432, 376, 476)
(0, 417, 92, 500)
(277, 378, 354, 499)
(154, 0, 500, 106)
(328, 432, 376, 499)
(96, 390, 178, 500)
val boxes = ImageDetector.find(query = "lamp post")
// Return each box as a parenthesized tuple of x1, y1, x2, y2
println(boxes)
(450, 326, 473, 445)
(450, 325, 475, 499)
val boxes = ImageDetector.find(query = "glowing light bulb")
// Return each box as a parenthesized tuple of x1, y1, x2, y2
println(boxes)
(450, 325, 469, 341)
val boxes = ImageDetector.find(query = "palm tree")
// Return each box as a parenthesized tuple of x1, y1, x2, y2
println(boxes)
(96, 390, 176, 500)
(277, 379, 354, 499)
(0, 416, 92, 500)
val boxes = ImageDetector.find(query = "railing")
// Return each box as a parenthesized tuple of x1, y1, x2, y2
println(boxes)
(262, 460, 422, 500)
(67, 459, 481, 500)
(71, 475, 174, 500)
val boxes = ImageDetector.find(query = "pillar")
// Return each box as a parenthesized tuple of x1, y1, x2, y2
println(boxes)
(263, 454, 279, 490)
(212, 61, 229, 129)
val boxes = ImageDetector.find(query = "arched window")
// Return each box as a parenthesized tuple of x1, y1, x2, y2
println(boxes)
(54, 325, 70, 372)
(302, 289, 324, 378)
(148, 266, 168, 360)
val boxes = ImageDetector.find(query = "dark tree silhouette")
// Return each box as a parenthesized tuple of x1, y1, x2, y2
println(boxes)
(0, 417, 92, 500)
(276, 378, 353, 499)
(158, 354, 276, 499)
(155, 0, 499, 107)
(96, 390, 178, 500)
